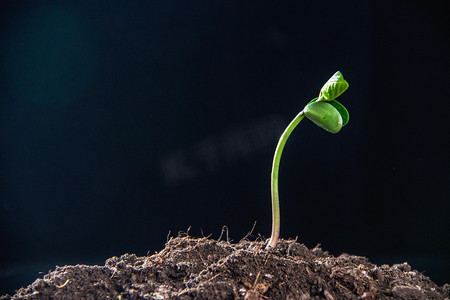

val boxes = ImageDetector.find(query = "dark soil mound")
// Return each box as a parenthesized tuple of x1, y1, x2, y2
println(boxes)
(2, 236, 449, 299)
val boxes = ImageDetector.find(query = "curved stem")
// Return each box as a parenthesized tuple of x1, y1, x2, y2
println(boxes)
(266, 110, 305, 249)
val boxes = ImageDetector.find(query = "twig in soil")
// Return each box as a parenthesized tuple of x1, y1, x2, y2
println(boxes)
(177, 226, 192, 237)
(253, 271, 261, 287)
(244, 271, 270, 300)
(240, 221, 257, 242)
(218, 225, 230, 243)
(56, 279, 70, 288)
(206, 271, 225, 283)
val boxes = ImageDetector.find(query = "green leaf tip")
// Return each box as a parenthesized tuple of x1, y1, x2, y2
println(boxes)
(304, 71, 350, 133)
(318, 71, 349, 101)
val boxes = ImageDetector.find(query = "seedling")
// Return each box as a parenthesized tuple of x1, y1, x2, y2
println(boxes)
(266, 71, 350, 249)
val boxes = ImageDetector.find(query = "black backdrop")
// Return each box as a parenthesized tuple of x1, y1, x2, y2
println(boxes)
(1, 0, 449, 295)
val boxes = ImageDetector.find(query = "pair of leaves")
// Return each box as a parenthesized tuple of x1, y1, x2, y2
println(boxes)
(303, 71, 349, 134)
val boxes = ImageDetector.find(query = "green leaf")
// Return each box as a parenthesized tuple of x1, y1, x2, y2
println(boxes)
(318, 71, 349, 101)
(328, 100, 349, 126)
(303, 101, 343, 134)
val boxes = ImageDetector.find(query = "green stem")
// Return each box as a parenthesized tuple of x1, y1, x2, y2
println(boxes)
(266, 110, 305, 249)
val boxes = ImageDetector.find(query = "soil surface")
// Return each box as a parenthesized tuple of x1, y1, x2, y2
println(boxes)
(2, 236, 449, 299)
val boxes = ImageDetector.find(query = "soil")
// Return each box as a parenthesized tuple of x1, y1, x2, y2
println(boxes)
(2, 236, 449, 299)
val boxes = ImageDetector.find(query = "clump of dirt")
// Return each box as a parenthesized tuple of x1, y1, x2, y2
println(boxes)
(2, 236, 449, 299)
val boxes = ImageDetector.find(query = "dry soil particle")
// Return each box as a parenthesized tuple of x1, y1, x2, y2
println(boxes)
(2, 236, 449, 299)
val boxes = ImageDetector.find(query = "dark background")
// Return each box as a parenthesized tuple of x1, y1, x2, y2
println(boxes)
(1, 0, 449, 295)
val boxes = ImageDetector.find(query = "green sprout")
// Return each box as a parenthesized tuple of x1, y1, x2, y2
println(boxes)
(266, 71, 350, 249)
